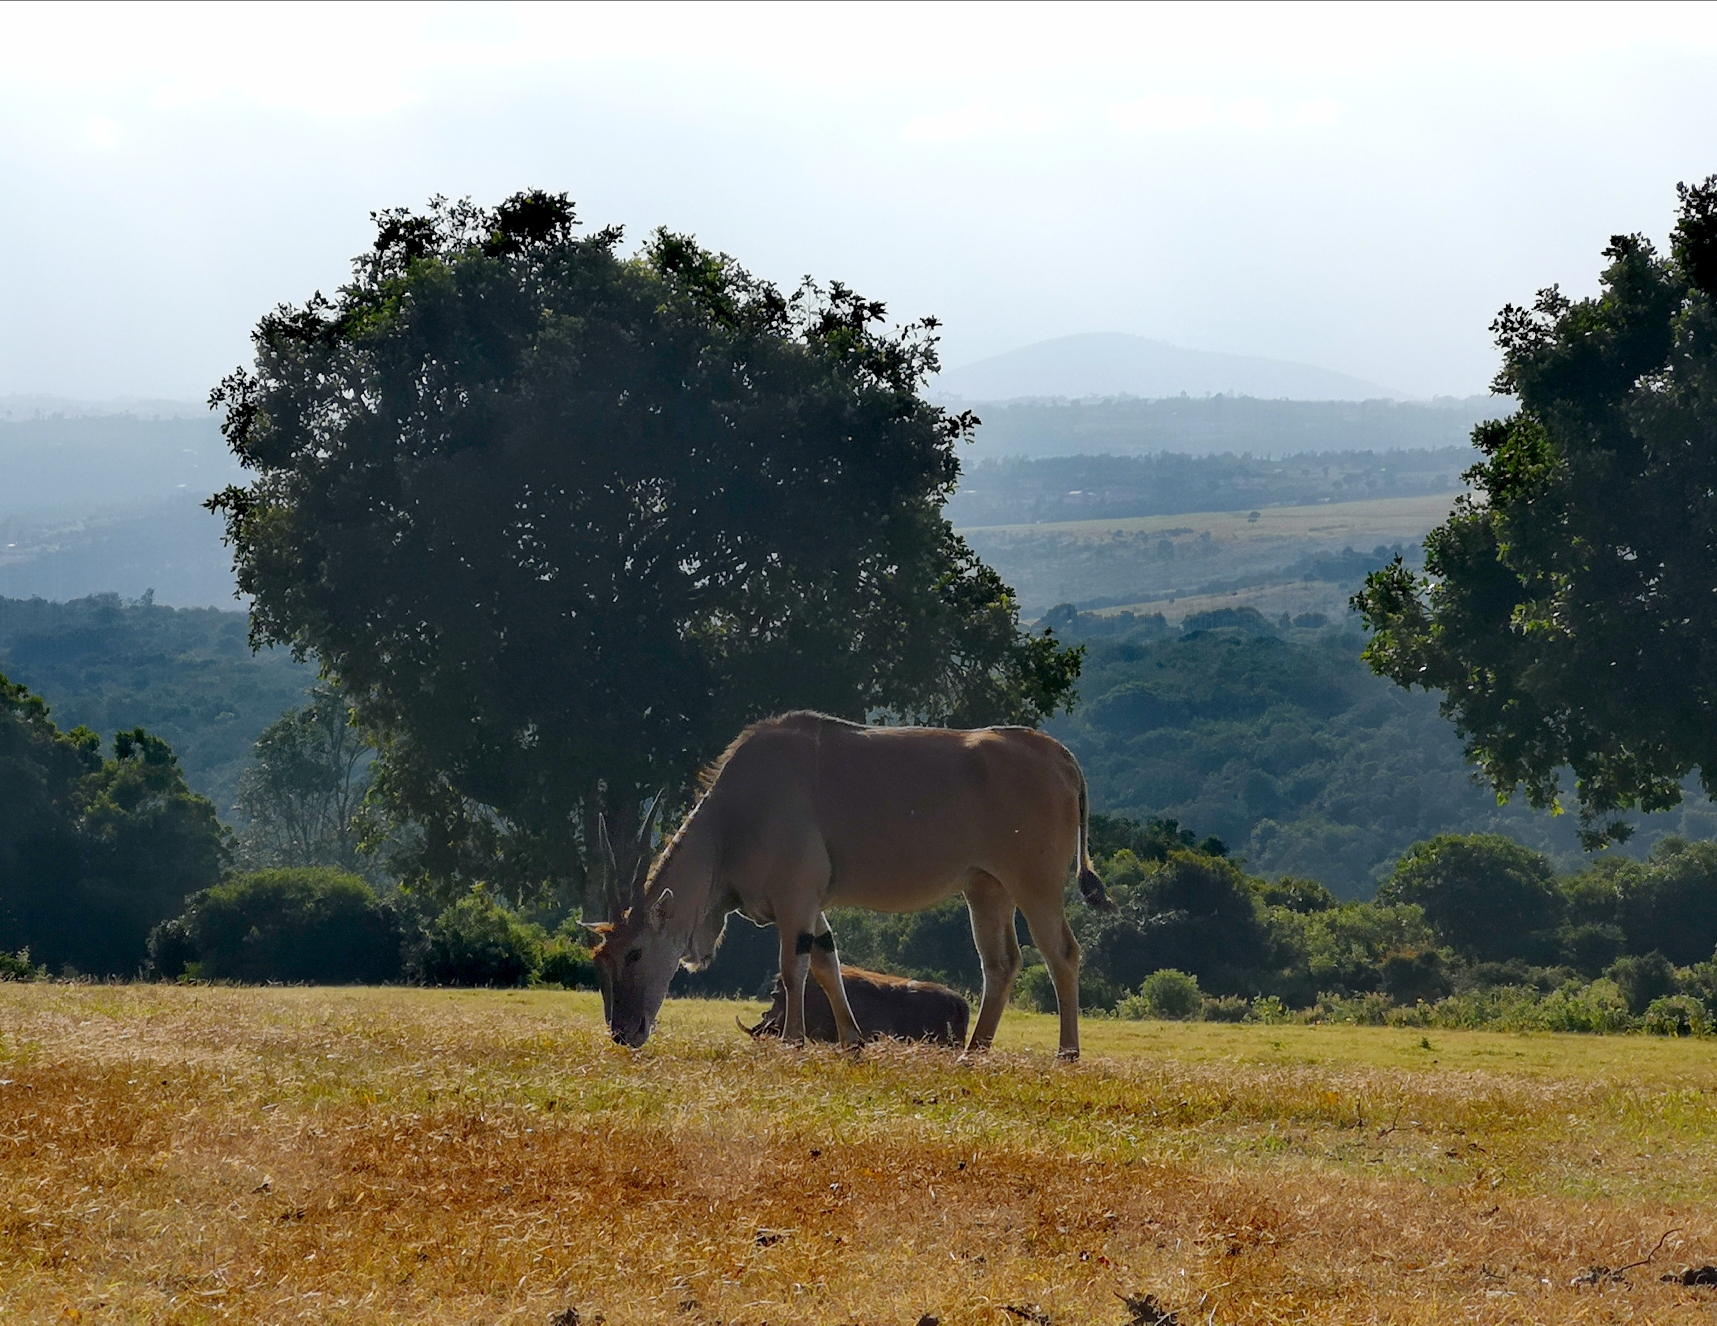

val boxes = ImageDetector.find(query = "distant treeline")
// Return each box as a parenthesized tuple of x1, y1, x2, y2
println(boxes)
(0, 594, 314, 813)
(961, 394, 1505, 462)
(948, 446, 1473, 526)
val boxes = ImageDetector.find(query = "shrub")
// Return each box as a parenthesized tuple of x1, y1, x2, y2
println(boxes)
(1247, 994, 1290, 1024)
(1135, 968, 1203, 1020)
(1605, 951, 1678, 1015)
(145, 919, 198, 980)
(0, 948, 41, 981)
(1642, 994, 1710, 1037)
(537, 936, 598, 990)
(156, 869, 406, 984)
(1078, 968, 1122, 1013)
(1012, 964, 1057, 1013)
(416, 889, 540, 987)
(1309, 991, 1392, 1025)
(1201, 995, 1250, 1022)
(1557, 922, 1626, 976)
(1380, 949, 1451, 1005)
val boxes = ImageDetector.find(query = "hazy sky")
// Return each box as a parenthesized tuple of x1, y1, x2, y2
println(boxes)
(4, 1, 1716, 402)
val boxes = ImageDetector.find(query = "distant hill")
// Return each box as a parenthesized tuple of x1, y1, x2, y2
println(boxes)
(933, 333, 1404, 403)
(955, 394, 1506, 461)
(1, 413, 242, 607)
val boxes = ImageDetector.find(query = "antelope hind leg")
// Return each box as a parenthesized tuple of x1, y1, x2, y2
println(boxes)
(962, 872, 1022, 1054)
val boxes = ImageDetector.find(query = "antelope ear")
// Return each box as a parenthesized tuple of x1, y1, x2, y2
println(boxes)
(647, 887, 674, 931)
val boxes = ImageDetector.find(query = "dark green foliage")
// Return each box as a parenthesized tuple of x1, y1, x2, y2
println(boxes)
(154, 869, 405, 983)
(1641, 994, 1708, 1037)
(1180, 606, 1274, 635)
(1053, 627, 1716, 897)
(1605, 951, 1679, 1016)
(1356, 177, 1717, 842)
(0, 949, 41, 980)
(0, 595, 315, 812)
(1613, 839, 1717, 964)
(1379, 949, 1451, 1005)
(537, 936, 598, 990)
(668, 912, 781, 999)
(1088, 812, 1226, 864)
(208, 191, 1077, 910)
(413, 889, 539, 988)
(1379, 835, 1561, 963)
(1557, 838, 1717, 966)
(1252, 876, 1337, 914)
(1080, 849, 1271, 997)
(1135, 968, 1203, 1019)
(1, 668, 226, 975)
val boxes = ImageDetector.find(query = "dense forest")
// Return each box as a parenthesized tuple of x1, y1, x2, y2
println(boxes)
(1047, 615, 1716, 894)
(0, 594, 314, 813)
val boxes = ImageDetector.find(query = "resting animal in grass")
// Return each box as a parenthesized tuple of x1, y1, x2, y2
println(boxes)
(591, 711, 1112, 1059)
(740, 965, 970, 1047)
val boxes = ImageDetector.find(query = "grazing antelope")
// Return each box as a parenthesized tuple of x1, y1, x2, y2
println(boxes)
(740, 964, 970, 1047)
(591, 711, 1112, 1059)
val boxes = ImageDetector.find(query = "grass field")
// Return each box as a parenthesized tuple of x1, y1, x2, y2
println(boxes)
(5, 985, 1717, 1325)
(957, 493, 1462, 546)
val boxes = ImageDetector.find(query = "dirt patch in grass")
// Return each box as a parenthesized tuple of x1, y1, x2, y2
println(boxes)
(4, 985, 1717, 1323)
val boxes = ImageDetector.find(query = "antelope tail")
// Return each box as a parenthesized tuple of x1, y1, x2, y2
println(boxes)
(1076, 766, 1116, 913)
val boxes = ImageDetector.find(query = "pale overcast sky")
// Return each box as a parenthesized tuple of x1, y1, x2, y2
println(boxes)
(3, 1, 1716, 402)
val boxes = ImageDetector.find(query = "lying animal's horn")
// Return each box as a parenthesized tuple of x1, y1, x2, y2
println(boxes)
(737, 1015, 763, 1037)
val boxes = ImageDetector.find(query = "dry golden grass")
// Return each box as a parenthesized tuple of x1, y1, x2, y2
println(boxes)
(5, 985, 1717, 1325)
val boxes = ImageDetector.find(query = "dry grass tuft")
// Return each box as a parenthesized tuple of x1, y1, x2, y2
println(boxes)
(4, 985, 1717, 1323)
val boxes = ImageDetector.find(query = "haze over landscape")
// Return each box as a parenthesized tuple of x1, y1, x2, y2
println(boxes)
(12, 8, 1717, 1320)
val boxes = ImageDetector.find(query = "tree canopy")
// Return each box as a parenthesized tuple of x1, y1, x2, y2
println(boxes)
(0, 669, 226, 974)
(1355, 176, 1717, 844)
(208, 192, 1078, 909)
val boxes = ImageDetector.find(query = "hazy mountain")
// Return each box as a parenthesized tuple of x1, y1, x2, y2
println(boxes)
(933, 333, 1404, 403)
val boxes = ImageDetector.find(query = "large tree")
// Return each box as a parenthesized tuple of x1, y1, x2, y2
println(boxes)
(209, 192, 1079, 912)
(232, 685, 371, 876)
(1355, 176, 1717, 846)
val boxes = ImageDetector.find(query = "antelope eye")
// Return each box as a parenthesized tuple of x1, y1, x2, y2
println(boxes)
(624, 949, 641, 964)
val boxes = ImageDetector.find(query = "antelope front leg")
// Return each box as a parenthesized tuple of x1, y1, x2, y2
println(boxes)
(776, 927, 815, 1045)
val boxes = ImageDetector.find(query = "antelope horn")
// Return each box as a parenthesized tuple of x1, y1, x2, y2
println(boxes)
(637, 786, 668, 846)
(597, 812, 618, 872)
